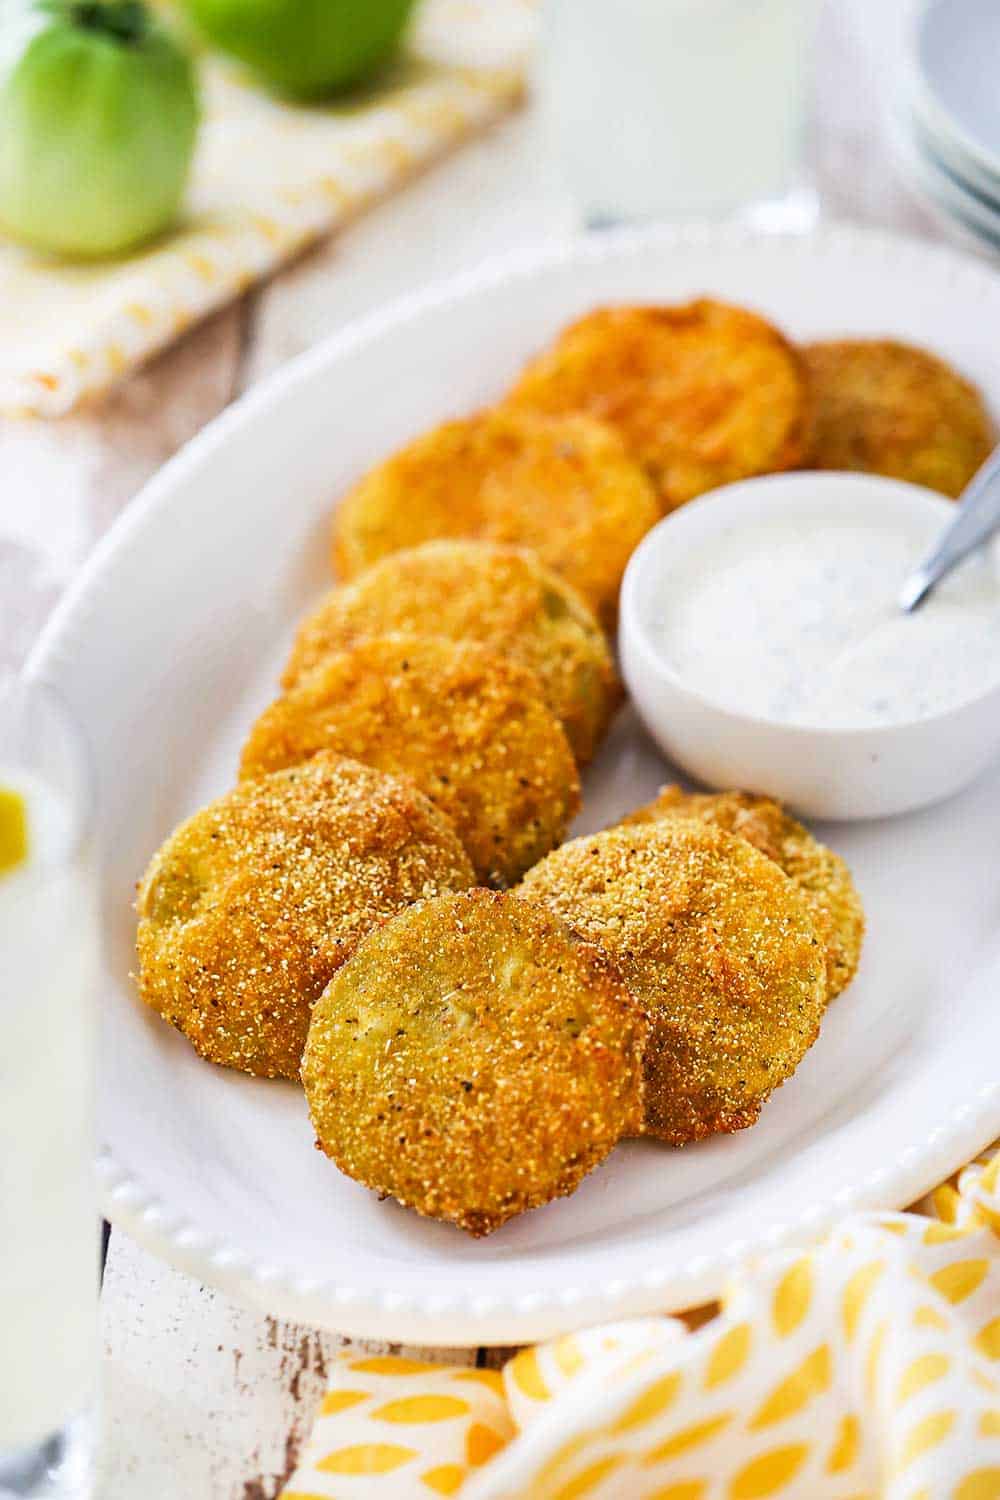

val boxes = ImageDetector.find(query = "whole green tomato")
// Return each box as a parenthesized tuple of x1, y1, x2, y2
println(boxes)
(0, 0, 199, 258)
(175, 0, 417, 100)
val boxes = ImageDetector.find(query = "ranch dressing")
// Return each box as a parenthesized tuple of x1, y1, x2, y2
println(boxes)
(648, 511, 1000, 729)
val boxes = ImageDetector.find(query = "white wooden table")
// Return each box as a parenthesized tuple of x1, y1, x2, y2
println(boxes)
(3, 5, 977, 1494)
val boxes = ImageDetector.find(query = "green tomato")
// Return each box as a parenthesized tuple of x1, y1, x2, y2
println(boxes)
(175, 0, 417, 100)
(0, 0, 199, 258)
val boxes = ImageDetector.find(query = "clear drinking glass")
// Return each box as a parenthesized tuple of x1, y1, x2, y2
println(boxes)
(537, 0, 819, 231)
(0, 678, 99, 1500)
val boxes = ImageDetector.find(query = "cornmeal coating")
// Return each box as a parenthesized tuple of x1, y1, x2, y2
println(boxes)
(241, 634, 580, 887)
(283, 540, 621, 765)
(803, 339, 993, 497)
(135, 755, 474, 1079)
(508, 300, 810, 511)
(521, 822, 826, 1144)
(302, 889, 648, 1235)
(330, 408, 660, 630)
(617, 787, 864, 1000)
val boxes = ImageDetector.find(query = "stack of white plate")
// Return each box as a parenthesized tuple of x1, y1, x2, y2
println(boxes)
(895, 0, 1000, 252)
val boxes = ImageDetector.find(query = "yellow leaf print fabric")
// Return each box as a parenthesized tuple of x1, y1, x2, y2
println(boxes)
(0, 0, 533, 419)
(282, 1354, 514, 1499)
(282, 1145, 1000, 1499)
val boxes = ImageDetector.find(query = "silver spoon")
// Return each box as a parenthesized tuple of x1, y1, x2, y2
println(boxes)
(899, 444, 1000, 611)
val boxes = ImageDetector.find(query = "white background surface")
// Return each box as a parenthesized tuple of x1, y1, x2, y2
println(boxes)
(4, 2, 989, 1495)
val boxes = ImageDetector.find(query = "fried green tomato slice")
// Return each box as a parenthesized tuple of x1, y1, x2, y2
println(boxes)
(617, 787, 864, 1001)
(241, 634, 580, 888)
(330, 408, 660, 631)
(520, 822, 826, 1144)
(283, 540, 621, 766)
(507, 300, 811, 512)
(302, 889, 648, 1235)
(802, 339, 993, 498)
(135, 754, 474, 1079)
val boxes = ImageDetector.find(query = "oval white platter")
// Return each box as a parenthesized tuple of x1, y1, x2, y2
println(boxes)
(30, 224, 1000, 1346)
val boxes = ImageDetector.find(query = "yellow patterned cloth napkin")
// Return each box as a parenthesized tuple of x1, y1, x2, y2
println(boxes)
(282, 1147, 1000, 1499)
(0, 0, 533, 419)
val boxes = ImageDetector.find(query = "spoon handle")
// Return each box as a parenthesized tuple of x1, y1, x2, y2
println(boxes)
(899, 445, 1000, 612)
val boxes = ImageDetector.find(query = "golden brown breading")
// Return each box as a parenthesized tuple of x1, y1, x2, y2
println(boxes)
(802, 338, 993, 497)
(283, 540, 622, 765)
(617, 787, 864, 1000)
(507, 300, 810, 511)
(241, 633, 580, 888)
(135, 755, 475, 1079)
(302, 889, 648, 1235)
(330, 408, 660, 631)
(520, 822, 826, 1144)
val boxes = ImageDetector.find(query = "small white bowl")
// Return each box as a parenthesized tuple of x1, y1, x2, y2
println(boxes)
(619, 472, 1000, 821)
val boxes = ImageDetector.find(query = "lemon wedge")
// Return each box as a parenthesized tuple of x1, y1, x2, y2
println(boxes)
(0, 785, 28, 875)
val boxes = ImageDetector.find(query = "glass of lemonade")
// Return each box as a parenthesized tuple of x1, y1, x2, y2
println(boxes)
(0, 678, 99, 1499)
(537, 0, 818, 230)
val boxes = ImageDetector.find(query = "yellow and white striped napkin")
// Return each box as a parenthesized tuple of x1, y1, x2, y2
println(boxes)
(0, 0, 534, 419)
(281, 1144, 1000, 1499)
